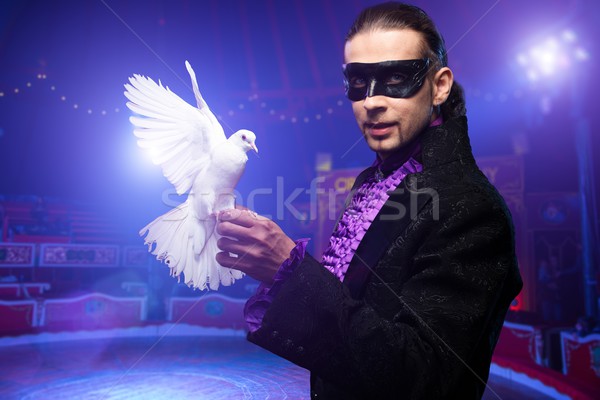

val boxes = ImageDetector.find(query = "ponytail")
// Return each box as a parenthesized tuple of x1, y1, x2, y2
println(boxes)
(441, 81, 467, 119)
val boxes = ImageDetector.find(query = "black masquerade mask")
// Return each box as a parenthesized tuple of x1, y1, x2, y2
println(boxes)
(343, 59, 430, 101)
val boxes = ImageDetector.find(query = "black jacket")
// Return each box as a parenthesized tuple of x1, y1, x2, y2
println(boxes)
(248, 117, 523, 399)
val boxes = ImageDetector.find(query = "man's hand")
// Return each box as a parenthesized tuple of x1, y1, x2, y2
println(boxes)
(216, 206, 295, 284)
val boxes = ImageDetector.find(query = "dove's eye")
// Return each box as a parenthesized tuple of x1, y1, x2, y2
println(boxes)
(242, 134, 247, 141)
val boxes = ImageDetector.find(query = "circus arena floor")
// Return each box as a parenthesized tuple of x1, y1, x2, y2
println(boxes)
(0, 327, 556, 400)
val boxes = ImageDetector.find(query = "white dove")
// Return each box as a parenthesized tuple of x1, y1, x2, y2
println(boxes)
(124, 61, 258, 290)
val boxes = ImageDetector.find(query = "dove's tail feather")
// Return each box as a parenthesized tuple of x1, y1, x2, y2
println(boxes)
(139, 200, 243, 290)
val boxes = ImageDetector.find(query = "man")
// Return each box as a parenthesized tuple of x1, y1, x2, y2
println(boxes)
(216, 2, 522, 399)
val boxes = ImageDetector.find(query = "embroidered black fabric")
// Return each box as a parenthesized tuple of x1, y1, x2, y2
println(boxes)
(247, 117, 523, 399)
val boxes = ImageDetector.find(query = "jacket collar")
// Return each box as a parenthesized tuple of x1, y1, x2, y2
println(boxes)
(418, 116, 474, 170)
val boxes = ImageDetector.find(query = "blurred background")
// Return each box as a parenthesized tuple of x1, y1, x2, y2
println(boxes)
(0, 0, 599, 398)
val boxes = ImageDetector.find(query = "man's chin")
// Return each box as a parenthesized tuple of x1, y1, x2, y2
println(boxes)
(366, 137, 398, 154)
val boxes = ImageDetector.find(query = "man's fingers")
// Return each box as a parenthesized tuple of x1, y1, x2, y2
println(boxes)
(218, 208, 265, 227)
(218, 209, 253, 227)
(217, 208, 247, 224)
(216, 251, 248, 271)
(216, 252, 268, 283)
(216, 220, 251, 238)
(217, 236, 246, 254)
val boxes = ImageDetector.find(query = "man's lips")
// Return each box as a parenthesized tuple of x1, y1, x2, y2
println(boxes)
(365, 122, 396, 137)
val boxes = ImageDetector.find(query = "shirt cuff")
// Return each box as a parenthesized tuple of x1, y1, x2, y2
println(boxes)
(244, 238, 310, 333)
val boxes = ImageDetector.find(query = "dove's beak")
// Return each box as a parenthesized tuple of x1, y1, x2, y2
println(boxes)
(251, 143, 259, 154)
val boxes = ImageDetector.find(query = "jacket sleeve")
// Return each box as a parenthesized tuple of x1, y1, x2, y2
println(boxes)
(247, 189, 521, 398)
(244, 238, 310, 333)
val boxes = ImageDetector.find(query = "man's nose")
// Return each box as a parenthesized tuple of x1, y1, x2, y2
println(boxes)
(362, 79, 387, 110)
(363, 95, 385, 109)
(365, 78, 378, 98)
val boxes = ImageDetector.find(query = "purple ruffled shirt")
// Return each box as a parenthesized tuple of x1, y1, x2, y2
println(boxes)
(322, 153, 422, 280)
(244, 116, 442, 333)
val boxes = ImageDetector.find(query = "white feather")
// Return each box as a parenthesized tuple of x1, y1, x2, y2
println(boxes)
(126, 61, 258, 290)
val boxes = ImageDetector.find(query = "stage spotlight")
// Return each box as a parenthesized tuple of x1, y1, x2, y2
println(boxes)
(517, 29, 588, 84)
(515, 29, 596, 319)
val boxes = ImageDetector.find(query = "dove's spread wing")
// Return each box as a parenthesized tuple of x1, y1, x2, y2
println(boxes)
(124, 62, 226, 195)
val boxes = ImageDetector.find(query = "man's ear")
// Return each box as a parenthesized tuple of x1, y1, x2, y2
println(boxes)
(432, 67, 453, 106)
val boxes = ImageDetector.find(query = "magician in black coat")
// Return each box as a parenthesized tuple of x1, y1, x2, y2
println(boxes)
(247, 116, 523, 399)
(216, 3, 523, 399)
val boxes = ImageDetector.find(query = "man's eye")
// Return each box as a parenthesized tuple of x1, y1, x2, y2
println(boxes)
(349, 77, 367, 88)
(386, 73, 407, 85)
